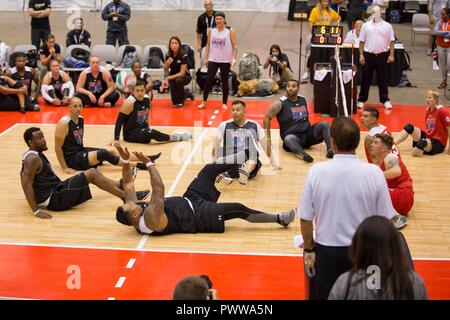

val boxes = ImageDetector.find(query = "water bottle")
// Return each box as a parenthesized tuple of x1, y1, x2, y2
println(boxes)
(228, 72, 234, 96)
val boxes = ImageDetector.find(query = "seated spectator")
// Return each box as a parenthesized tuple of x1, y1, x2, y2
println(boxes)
(329, 216, 428, 300)
(173, 275, 218, 300)
(38, 34, 62, 81)
(7, 52, 39, 104)
(66, 17, 92, 48)
(343, 20, 363, 46)
(263, 44, 293, 87)
(41, 60, 74, 106)
(131, 62, 153, 97)
(434, 8, 450, 89)
(0, 70, 39, 113)
(163, 36, 194, 108)
(75, 56, 120, 107)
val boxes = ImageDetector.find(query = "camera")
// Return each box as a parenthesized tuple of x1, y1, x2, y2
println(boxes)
(271, 56, 278, 63)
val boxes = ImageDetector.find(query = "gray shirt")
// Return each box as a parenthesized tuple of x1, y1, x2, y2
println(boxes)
(429, 0, 450, 21)
(328, 270, 428, 300)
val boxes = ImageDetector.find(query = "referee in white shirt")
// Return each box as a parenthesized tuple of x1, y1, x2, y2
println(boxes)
(300, 117, 394, 300)
(357, 6, 395, 110)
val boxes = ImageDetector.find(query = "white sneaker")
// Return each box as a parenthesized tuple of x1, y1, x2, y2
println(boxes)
(357, 101, 365, 109)
(392, 214, 408, 229)
(215, 172, 233, 185)
(301, 71, 310, 82)
(238, 163, 249, 185)
(384, 101, 393, 109)
(433, 60, 440, 71)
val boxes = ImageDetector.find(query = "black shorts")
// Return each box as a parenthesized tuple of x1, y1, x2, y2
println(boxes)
(47, 173, 92, 211)
(66, 147, 104, 171)
(124, 128, 171, 144)
(192, 198, 226, 233)
(413, 130, 445, 155)
(282, 124, 324, 152)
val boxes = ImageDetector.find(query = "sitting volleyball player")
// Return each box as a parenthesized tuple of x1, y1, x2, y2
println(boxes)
(41, 60, 75, 106)
(55, 97, 161, 174)
(113, 79, 191, 145)
(114, 144, 296, 236)
(212, 100, 279, 185)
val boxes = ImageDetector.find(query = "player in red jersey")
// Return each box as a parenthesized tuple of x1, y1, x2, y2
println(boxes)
(395, 90, 450, 156)
(361, 106, 400, 164)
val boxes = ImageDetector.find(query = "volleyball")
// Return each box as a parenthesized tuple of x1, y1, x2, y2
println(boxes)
(116, 71, 136, 93)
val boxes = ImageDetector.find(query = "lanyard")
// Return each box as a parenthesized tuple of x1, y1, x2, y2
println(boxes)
(74, 30, 84, 45)
(206, 15, 214, 29)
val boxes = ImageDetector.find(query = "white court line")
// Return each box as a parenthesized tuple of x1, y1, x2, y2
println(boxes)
(214, 110, 219, 115)
(0, 123, 18, 137)
(207, 121, 213, 126)
(211, 115, 216, 120)
(115, 277, 126, 288)
(126, 258, 136, 269)
(107, 297, 116, 300)
(10, 123, 210, 130)
(135, 128, 209, 250)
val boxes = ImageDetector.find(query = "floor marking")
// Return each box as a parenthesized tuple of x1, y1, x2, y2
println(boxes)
(0, 123, 18, 137)
(115, 277, 126, 288)
(214, 110, 219, 115)
(211, 115, 216, 120)
(126, 258, 136, 269)
(108, 297, 116, 300)
(207, 121, 213, 126)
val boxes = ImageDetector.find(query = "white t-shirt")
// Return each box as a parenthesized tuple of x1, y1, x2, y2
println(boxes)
(299, 154, 394, 247)
(343, 30, 360, 46)
(359, 19, 395, 54)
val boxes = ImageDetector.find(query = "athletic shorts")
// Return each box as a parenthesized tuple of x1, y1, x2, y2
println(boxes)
(124, 128, 171, 144)
(412, 130, 445, 155)
(66, 147, 104, 171)
(47, 172, 92, 211)
(282, 124, 324, 152)
(389, 184, 414, 216)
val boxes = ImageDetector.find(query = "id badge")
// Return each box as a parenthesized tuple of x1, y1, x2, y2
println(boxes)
(113, 16, 118, 21)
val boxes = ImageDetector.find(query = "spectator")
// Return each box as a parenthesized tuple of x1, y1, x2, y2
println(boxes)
(428, 0, 450, 56)
(369, 0, 389, 20)
(7, 53, 39, 104)
(347, 0, 366, 30)
(329, 216, 428, 300)
(38, 34, 62, 82)
(0, 70, 40, 113)
(101, 0, 131, 46)
(66, 17, 92, 48)
(75, 56, 120, 107)
(434, 8, 450, 89)
(41, 60, 74, 106)
(357, 6, 395, 110)
(343, 20, 363, 46)
(263, 44, 294, 87)
(163, 36, 195, 108)
(196, 0, 217, 56)
(300, 117, 394, 300)
(395, 90, 450, 156)
(28, 0, 52, 50)
(173, 275, 218, 300)
(197, 11, 238, 110)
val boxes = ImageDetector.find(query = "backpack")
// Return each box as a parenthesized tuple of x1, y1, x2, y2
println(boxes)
(120, 46, 139, 68)
(71, 48, 90, 62)
(9, 50, 38, 69)
(239, 52, 260, 81)
(389, 9, 401, 24)
(146, 47, 164, 69)
(182, 44, 195, 70)
(63, 56, 89, 68)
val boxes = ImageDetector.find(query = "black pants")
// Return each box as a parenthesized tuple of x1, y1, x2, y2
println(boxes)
(203, 61, 231, 104)
(106, 31, 129, 47)
(75, 91, 120, 107)
(358, 51, 390, 103)
(124, 128, 171, 144)
(31, 28, 50, 50)
(169, 75, 191, 105)
(309, 244, 352, 300)
(0, 95, 36, 111)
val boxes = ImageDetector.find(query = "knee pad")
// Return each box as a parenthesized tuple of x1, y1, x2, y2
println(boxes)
(416, 138, 428, 151)
(97, 149, 119, 165)
(403, 123, 414, 134)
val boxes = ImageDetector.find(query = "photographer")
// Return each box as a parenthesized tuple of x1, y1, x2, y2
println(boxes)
(173, 275, 218, 300)
(263, 44, 293, 87)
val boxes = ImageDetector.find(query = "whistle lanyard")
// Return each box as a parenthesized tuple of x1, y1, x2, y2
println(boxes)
(206, 15, 214, 29)
(74, 31, 84, 45)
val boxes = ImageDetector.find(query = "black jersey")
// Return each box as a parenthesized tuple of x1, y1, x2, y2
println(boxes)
(0, 76, 9, 101)
(21, 150, 61, 205)
(219, 119, 262, 157)
(276, 95, 310, 139)
(84, 67, 108, 94)
(123, 94, 151, 135)
(49, 70, 64, 94)
(10, 66, 34, 96)
(60, 115, 85, 161)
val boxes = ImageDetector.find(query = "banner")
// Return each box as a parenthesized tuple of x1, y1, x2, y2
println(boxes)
(51, 0, 97, 10)
(0, 0, 24, 11)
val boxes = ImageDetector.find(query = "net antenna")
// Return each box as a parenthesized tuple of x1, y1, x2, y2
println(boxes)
(334, 5, 349, 117)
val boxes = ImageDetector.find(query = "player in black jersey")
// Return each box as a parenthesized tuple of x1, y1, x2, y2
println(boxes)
(0, 70, 40, 113)
(41, 60, 74, 106)
(113, 79, 192, 145)
(6, 53, 39, 104)
(55, 97, 161, 173)
(21, 127, 150, 220)
(264, 79, 333, 163)
(75, 56, 120, 107)
(113, 145, 296, 236)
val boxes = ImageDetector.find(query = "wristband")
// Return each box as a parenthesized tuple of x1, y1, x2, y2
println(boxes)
(146, 161, 155, 168)
(304, 247, 315, 253)
(121, 159, 130, 164)
(34, 209, 41, 216)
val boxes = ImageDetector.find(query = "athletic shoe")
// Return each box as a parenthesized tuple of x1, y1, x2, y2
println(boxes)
(173, 132, 192, 141)
(357, 101, 365, 109)
(412, 147, 425, 157)
(33, 104, 40, 111)
(136, 162, 147, 170)
(238, 163, 250, 185)
(174, 103, 183, 108)
(296, 153, 314, 163)
(19, 107, 26, 114)
(433, 60, 440, 71)
(148, 152, 162, 162)
(136, 189, 151, 201)
(326, 149, 334, 159)
(278, 208, 296, 227)
(300, 71, 310, 83)
(136, 153, 162, 170)
(215, 172, 233, 185)
(392, 214, 408, 230)
(384, 101, 393, 109)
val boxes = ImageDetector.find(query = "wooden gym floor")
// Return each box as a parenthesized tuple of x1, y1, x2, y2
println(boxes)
(0, 98, 449, 299)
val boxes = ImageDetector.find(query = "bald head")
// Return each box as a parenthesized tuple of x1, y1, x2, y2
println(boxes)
(70, 97, 82, 107)
(204, 0, 213, 14)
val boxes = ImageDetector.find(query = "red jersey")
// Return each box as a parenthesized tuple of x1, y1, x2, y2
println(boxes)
(364, 124, 400, 163)
(425, 105, 450, 147)
(380, 153, 412, 189)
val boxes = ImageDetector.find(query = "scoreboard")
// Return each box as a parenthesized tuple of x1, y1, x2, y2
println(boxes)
(311, 25, 343, 46)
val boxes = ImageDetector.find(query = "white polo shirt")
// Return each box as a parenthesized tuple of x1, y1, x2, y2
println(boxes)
(359, 19, 395, 54)
(299, 154, 394, 247)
